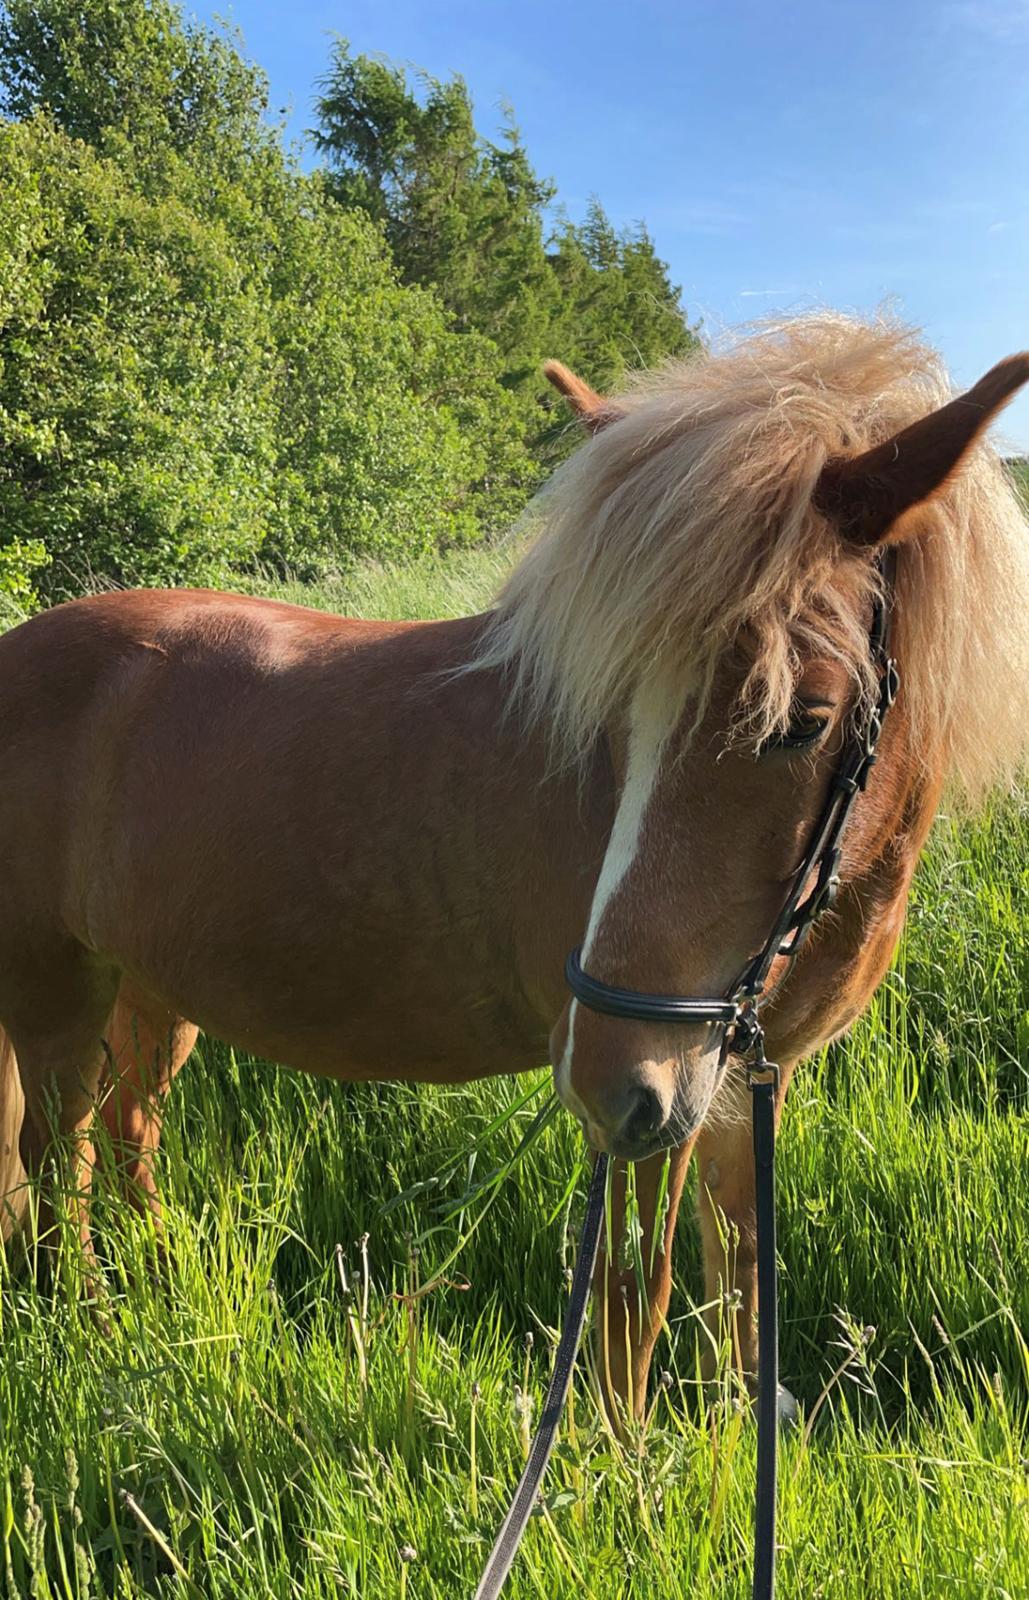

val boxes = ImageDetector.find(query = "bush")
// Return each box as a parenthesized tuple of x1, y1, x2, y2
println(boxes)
(0, 115, 275, 595)
(0, 1, 689, 601)
(0, 115, 535, 599)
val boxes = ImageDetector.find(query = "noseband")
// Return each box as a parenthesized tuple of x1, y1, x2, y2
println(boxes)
(476, 550, 900, 1600)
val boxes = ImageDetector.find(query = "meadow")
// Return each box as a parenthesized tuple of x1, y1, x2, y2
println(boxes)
(0, 553, 1027, 1599)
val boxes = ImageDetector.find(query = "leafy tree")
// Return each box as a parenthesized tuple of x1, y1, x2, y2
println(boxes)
(316, 40, 700, 420)
(0, 114, 279, 595)
(0, 4, 697, 603)
(0, 3, 536, 601)
(0, 0, 272, 181)
(315, 46, 554, 373)
(250, 170, 535, 572)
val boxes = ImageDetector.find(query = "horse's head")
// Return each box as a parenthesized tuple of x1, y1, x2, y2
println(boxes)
(533, 339, 1029, 1160)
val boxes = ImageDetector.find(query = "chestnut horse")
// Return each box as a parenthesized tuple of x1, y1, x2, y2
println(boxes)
(1, 316, 1028, 1423)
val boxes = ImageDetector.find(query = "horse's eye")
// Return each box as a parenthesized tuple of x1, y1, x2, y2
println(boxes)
(767, 705, 830, 751)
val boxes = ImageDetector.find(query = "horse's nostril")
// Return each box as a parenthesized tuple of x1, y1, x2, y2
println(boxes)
(621, 1084, 664, 1147)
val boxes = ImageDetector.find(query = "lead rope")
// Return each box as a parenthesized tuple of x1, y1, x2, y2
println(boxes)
(472, 1152, 609, 1600)
(749, 1051, 780, 1600)
(473, 1094, 779, 1600)
(476, 1088, 780, 1600)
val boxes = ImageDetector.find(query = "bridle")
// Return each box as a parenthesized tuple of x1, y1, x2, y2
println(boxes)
(566, 550, 900, 1035)
(475, 547, 900, 1600)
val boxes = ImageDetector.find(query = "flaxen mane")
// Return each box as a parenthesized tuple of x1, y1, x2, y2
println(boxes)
(477, 313, 1029, 800)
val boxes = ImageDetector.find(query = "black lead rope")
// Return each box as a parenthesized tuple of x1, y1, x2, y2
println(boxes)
(473, 551, 898, 1599)
(472, 1152, 609, 1600)
(750, 1061, 779, 1600)
(473, 1059, 780, 1600)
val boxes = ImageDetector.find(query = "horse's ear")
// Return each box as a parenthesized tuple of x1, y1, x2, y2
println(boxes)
(543, 360, 623, 434)
(815, 352, 1029, 547)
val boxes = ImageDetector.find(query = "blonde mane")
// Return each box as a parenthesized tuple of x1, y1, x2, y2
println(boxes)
(476, 312, 1029, 801)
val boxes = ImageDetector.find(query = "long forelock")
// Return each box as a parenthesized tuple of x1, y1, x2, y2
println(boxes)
(474, 312, 1029, 803)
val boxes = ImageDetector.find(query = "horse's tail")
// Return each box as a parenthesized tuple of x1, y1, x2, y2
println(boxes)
(0, 1027, 27, 1242)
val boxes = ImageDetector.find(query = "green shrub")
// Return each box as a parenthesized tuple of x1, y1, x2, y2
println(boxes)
(0, 115, 535, 598)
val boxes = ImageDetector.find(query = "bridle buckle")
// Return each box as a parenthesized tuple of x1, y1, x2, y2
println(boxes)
(746, 1061, 780, 1091)
(731, 1010, 780, 1091)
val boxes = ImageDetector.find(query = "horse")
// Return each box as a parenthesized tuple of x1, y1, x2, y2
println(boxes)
(1, 313, 1027, 1424)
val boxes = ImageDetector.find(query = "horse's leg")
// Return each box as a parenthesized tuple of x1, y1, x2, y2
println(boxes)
(694, 1075, 791, 1391)
(0, 1027, 28, 1243)
(8, 948, 120, 1281)
(594, 1135, 697, 1427)
(100, 981, 198, 1235)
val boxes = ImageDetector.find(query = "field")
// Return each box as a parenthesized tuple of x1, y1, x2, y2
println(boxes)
(1, 554, 1027, 1599)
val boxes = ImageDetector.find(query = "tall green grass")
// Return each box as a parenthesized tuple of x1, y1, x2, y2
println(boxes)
(0, 555, 1026, 1597)
(232, 548, 515, 623)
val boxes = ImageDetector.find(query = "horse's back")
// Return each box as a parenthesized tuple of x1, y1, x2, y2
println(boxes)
(0, 589, 584, 1082)
(0, 587, 438, 930)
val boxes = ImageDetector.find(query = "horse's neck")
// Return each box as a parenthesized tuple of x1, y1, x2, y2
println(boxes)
(451, 670, 617, 1023)
(367, 620, 618, 1028)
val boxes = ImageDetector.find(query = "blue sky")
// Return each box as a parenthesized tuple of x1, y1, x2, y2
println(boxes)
(197, 0, 1029, 447)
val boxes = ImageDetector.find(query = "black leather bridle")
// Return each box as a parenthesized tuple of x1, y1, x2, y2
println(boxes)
(475, 548, 900, 1600)
(568, 545, 900, 1037)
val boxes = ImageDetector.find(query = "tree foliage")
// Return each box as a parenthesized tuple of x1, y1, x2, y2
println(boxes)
(315, 50, 555, 372)
(0, 2, 535, 599)
(0, 113, 276, 592)
(0, 0, 272, 180)
(316, 42, 699, 416)
(547, 202, 697, 395)
(0, 3, 697, 604)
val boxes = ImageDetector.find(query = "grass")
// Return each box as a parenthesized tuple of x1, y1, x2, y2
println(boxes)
(1, 551, 1027, 1598)
(231, 548, 516, 623)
